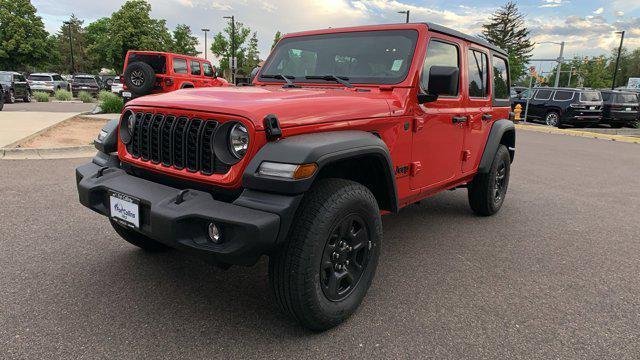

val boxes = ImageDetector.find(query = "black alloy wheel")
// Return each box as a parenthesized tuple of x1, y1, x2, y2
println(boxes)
(320, 214, 371, 301)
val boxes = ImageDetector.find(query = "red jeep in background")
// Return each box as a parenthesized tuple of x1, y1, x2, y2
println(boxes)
(77, 23, 516, 331)
(121, 51, 229, 101)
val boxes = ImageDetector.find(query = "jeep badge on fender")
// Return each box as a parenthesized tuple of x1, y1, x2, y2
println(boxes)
(76, 22, 515, 331)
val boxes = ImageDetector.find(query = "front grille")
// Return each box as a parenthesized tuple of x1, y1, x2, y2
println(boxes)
(126, 111, 230, 175)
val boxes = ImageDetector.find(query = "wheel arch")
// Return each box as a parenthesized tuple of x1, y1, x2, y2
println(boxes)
(478, 119, 516, 174)
(242, 130, 399, 213)
(180, 82, 195, 89)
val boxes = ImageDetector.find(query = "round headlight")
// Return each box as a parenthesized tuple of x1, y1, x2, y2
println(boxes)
(120, 111, 135, 144)
(228, 123, 249, 158)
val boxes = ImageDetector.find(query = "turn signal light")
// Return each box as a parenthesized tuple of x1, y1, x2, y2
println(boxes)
(293, 163, 318, 179)
(258, 162, 318, 180)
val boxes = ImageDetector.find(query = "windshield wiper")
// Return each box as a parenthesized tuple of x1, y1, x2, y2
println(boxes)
(261, 74, 300, 88)
(305, 75, 353, 88)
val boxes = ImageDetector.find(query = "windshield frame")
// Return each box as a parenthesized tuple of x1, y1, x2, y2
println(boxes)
(258, 29, 420, 86)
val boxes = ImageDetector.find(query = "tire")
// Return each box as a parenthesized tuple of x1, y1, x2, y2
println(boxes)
(468, 145, 511, 216)
(8, 90, 15, 104)
(123, 62, 156, 96)
(545, 111, 560, 127)
(269, 179, 382, 331)
(23, 91, 31, 103)
(109, 219, 171, 252)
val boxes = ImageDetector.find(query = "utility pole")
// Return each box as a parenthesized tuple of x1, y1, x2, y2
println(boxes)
(63, 21, 75, 75)
(201, 28, 210, 60)
(398, 10, 410, 23)
(554, 41, 565, 88)
(612, 31, 625, 90)
(223, 15, 236, 85)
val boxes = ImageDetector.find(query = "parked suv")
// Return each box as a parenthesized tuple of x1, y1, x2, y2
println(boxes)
(513, 87, 602, 127)
(76, 23, 516, 331)
(121, 51, 229, 101)
(600, 90, 639, 128)
(28, 73, 70, 93)
(0, 71, 32, 103)
(71, 74, 102, 97)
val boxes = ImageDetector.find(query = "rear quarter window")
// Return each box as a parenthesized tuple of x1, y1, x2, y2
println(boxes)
(173, 58, 188, 74)
(534, 89, 552, 100)
(553, 91, 574, 101)
(492, 56, 509, 100)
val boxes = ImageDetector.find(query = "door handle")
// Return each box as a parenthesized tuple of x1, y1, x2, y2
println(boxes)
(482, 114, 493, 121)
(452, 116, 468, 124)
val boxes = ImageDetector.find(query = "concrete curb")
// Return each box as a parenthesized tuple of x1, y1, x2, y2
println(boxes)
(516, 124, 640, 144)
(0, 145, 95, 160)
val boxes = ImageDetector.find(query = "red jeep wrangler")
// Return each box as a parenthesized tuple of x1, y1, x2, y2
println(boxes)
(77, 23, 515, 331)
(121, 51, 229, 101)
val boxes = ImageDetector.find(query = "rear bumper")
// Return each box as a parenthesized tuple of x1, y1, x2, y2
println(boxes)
(76, 160, 299, 265)
(603, 111, 638, 123)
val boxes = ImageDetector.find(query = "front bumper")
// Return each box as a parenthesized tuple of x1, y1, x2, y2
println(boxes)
(76, 161, 293, 265)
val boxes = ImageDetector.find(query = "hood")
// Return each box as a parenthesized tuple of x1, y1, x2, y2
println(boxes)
(127, 86, 394, 130)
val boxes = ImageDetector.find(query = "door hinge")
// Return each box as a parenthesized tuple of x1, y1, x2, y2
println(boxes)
(413, 117, 425, 132)
(410, 161, 422, 176)
(462, 150, 471, 162)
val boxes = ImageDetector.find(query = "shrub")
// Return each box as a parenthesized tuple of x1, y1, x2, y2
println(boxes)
(97, 90, 112, 102)
(54, 89, 73, 101)
(33, 91, 50, 102)
(77, 91, 94, 103)
(99, 92, 124, 113)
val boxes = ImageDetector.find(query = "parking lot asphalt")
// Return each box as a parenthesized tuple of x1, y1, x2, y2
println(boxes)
(1, 130, 639, 359)
(1, 102, 96, 113)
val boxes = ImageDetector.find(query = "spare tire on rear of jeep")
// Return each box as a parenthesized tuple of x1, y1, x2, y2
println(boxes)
(124, 62, 156, 96)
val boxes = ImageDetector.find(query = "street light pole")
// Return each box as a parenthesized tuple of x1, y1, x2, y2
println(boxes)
(554, 41, 565, 88)
(223, 15, 236, 85)
(201, 28, 210, 60)
(611, 31, 625, 90)
(398, 10, 410, 23)
(63, 21, 75, 75)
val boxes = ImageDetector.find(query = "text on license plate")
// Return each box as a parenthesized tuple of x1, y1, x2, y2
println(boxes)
(109, 191, 140, 228)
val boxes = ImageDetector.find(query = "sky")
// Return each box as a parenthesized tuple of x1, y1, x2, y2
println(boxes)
(32, 0, 640, 72)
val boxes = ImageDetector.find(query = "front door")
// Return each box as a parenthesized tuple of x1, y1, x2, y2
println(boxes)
(410, 37, 465, 190)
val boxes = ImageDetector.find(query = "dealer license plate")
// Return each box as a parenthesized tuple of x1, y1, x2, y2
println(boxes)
(109, 191, 140, 228)
(122, 91, 131, 98)
(589, 106, 596, 110)
(81, 86, 89, 89)
(626, 107, 632, 111)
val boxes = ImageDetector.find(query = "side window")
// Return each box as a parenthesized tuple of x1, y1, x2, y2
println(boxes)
(421, 39, 459, 96)
(468, 50, 488, 98)
(53, 75, 63, 81)
(203, 62, 215, 77)
(534, 89, 552, 100)
(13, 75, 20, 82)
(173, 58, 188, 74)
(553, 90, 574, 101)
(190, 60, 202, 76)
(492, 56, 509, 100)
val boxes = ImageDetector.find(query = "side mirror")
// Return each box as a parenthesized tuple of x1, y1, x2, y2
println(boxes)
(427, 66, 459, 97)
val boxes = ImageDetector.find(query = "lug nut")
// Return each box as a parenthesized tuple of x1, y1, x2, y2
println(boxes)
(345, 260, 349, 266)
(332, 252, 339, 260)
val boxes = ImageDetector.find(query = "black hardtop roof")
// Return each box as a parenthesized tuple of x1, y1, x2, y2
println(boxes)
(424, 22, 508, 56)
(532, 87, 600, 92)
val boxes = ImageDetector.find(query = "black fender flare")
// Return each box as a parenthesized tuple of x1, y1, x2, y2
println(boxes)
(93, 118, 119, 154)
(478, 119, 516, 174)
(243, 130, 398, 212)
(180, 82, 195, 89)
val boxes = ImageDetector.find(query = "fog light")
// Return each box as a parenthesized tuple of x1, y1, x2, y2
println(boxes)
(208, 222, 222, 244)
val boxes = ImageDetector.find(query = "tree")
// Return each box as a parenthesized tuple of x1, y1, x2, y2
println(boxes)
(481, 1, 534, 82)
(244, 32, 260, 73)
(55, 14, 90, 74)
(85, 17, 113, 73)
(107, 0, 173, 71)
(272, 31, 282, 50)
(211, 21, 251, 76)
(0, 0, 51, 71)
(171, 24, 199, 56)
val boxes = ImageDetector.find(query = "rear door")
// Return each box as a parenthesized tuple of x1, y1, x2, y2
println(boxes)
(462, 46, 491, 173)
(171, 57, 189, 88)
(530, 89, 552, 118)
(410, 35, 465, 190)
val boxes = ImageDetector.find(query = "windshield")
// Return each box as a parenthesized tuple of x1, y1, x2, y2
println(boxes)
(260, 30, 419, 85)
(29, 75, 52, 81)
(580, 91, 601, 102)
(0, 74, 11, 82)
(74, 77, 97, 85)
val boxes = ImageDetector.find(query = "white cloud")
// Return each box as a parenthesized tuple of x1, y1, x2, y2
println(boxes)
(540, 0, 565, 9)
(210, 1, 232, 11)
(593, 7, 604, 14)
(615, 11, 625, 17)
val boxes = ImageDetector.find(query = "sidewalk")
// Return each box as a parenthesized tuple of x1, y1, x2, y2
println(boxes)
(0, 111, 82, 148)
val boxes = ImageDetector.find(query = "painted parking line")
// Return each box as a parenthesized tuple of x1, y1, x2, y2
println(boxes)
(515, 124, 640, 144)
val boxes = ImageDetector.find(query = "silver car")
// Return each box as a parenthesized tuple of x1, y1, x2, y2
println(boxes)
(27, 73, 70, 93)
